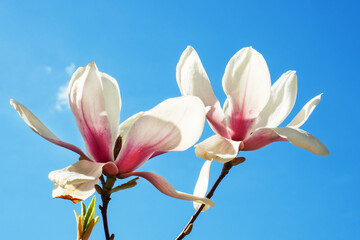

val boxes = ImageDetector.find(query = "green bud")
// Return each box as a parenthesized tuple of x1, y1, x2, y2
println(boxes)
(74, 210, 79, 220)
(83, 196, 96, 233)
(95, 184, 102, 194)
(94, 216, 99, 226)
(81, 202, 86, 217)
(110, 177, 139, 194)
(74, 196, 99, 239)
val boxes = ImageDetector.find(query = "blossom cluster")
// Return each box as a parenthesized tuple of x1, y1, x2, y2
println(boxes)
(11, 46, 329, 211)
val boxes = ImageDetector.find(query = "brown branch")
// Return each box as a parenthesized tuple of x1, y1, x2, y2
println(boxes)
(99, 176, 116, 240)
(176, 157, 245, 240)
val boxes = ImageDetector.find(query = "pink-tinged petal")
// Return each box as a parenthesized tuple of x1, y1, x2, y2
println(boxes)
(193, 160, 212, 211)
(69, 62, 120, 163)
(222, 47, 271, 141)
(10, 99, 90, 160)
(112, 112, 146, 160)
(119, 171, 215, 207)
(243, 128, 286, 151)
(115, 96, 206, 173)
(287, 94, 322, 128)
(49, 161, 104, 203)
(255, 71, 297, 129)
(273, 127, 330, 156)
(195, 135, 243, 163)
(117, 111, 145, 144)
(176, 46, 229, 137)
(207, 102, 230, 138)
(244, 127, 329, 156)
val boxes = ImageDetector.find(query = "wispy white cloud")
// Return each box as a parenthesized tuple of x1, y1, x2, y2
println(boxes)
(55, 84, 69, 111)
(65, 63, 76, 76)
(44, 66, 52, 73)
(54, 63, 77, 111)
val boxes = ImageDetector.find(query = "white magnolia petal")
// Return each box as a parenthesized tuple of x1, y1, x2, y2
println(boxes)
(120, 171, 215, 207)
(118, 111, 145, 143)
(176, 46, 218, 108)
(222, 47, 271, 140)
(287, 94, 322, 128)
(177, 46, 229, 137)
(255, 71, 297, 129)
(49, 161, 103, 203)
(100, 72, 121, 141)
(115, 96, 206, 173)
(69, 62, 119, 162)
(139, 96, 206, 152)
(195, 135, 242, 163)
(68, 65, 87, 93)
(52, 180, 98, 204)
(193, 160, 212, 211)
(48, 161, 103, 187)
(273, 127, 330, 156)
(10, 99, 89, 160)
(223, 97, 231, 124)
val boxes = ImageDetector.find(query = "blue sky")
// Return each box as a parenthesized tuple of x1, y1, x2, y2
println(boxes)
(0, 0, 359, 239)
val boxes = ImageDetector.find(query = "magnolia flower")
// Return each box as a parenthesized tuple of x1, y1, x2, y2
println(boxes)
(11, 62, 214, 207)
(177, 46, 329, 211)
(177, 46, 329, 164)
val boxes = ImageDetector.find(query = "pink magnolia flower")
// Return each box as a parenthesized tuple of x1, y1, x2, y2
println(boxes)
(177, 46, 329, 211)
(176, 46, 329, 164)
(11, 62, 214, 207)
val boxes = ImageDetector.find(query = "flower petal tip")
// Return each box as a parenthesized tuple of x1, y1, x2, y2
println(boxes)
(322, 148, 330, 156)
(88, 61, 97, 68)
(10, 99, 19, 109)
(186, 45, 194, 51)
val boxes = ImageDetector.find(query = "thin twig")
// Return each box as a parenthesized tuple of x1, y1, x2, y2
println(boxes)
(99, 176, 116, 240)
(176, 158, 245, 240)
(100, 195, 111, 239)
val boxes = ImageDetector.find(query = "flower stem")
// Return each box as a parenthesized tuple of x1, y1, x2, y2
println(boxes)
(176, 158, 245, 240)
(99, 176, 116, 240)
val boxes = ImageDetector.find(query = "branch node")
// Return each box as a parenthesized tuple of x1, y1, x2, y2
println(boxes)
(184, 223, 193, 235)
